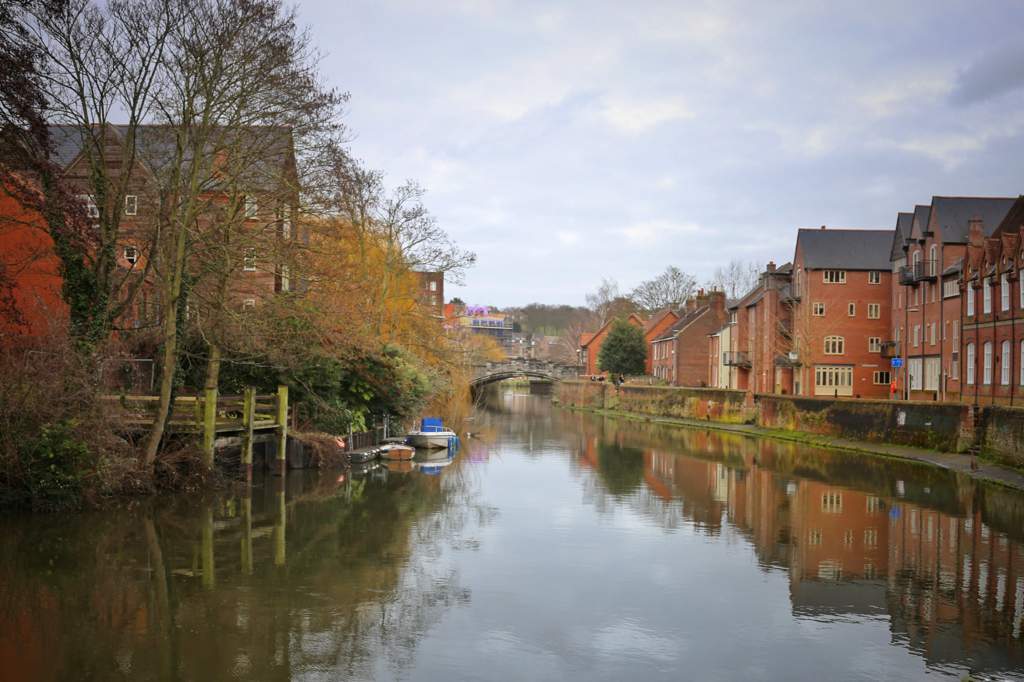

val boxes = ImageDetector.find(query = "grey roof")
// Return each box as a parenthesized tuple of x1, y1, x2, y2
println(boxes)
(654, 305, 708, 342)
(942, 258, 963, 277)
(992, 196, 1024, 237)
(890, 212, 913, 262)
(910, 204, 931, 241)
(796, 228, 894, 270)
(930, 196, 1017, 243)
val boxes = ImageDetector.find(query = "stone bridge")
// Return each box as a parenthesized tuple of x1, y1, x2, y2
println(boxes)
(471, 359, 578, 388)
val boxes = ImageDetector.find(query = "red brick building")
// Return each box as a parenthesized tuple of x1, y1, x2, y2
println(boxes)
(724, 262, 796, 393)
(961, 196, 1024, 405)
(890, 196, 1016, 402)
(579, 313, 645, 376)
(790, 227, 893, 398)
(416, 271, 444, 318)
(650, 290, 726, 386)
(642, 308, 679, 375)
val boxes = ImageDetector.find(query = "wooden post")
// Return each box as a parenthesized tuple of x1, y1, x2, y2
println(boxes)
(275, 385, 288, 476)
(274, 487, 286, 567)
(201, 505, 215, 589)
(202, 387, 217, 469)
(241, 387, 255, 483)
(240, 494, 253, 575)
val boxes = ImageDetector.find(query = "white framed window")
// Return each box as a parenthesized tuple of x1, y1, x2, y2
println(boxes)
(812, 302, 825, 316)
(429, 281, 438, 292)
(967, 284, 975, 316)
(1001, 273, 1010, 311)
(983, 341, 993, 385)
(280, 264, 291, 292)
(953, 320, 959, 344)
(847, 302, 856, 317)
(868, 271, 881, 285)
(908, 357, 923, 390)
(824, 336, 845, 355)
(913, 325, 920, 347)
(952, 348, 959, 379)
(281, 204, 291, 239)
(929, 322, 936, 346)
(943, 279, 959, 298)
(868, 337, 881, 352)
(1001, 340, 1011, 385)
(814, 365, 853, 395)
(243, 248, 256, 271)
(78, 194, 99, 218)
(867, 303, 880, 319)
(873, 370, 891, 385)
(983, 278, 992, 314)
(966, 342, 975, 385)
(823, 270, 846, 284)
(123, 246, 139, 265)
(925, 356, 941, 391)
(242, 298, 256, 309)
(244, 195, 258, 218)
(124, 194, 138, 216)
(929, 245, 937, 276)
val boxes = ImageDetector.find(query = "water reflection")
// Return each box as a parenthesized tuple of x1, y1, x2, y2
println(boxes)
(1, 390, 1023, 680)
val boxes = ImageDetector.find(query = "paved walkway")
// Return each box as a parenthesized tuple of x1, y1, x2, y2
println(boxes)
(580, 407, 1024, 492)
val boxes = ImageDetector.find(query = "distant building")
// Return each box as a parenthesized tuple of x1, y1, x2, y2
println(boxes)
(416, 271, 444, 318)
(726, 262, 795, 394)
(579, 313, 645, 376)
(650, 290, 727, 386)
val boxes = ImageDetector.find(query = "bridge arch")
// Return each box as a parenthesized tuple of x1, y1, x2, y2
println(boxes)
(470, 369, 560, 389)
(469, 360, 578, 392)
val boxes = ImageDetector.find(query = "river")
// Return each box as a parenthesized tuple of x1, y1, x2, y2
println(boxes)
(1, 389, 1023, 680)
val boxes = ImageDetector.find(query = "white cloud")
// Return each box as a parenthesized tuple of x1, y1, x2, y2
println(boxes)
(614, 220, 701, 246)
(601, 94, 695, 134)
(556, 230, 581, 246)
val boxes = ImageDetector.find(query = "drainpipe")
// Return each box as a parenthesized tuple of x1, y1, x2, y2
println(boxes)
(975, 279, 980, 408)
(904, 261, 910, 401)
(939, 243, 945, 402)
(1011, 271, 1016, 407)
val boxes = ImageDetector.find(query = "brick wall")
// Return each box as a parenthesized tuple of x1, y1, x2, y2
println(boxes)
(981, 406, 1024, 468)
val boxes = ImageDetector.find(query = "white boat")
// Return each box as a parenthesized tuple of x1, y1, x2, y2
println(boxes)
(406, 417, 457, 449)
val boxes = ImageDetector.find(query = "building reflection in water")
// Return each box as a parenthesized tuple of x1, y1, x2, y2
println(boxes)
(569, 411, 1024, 675)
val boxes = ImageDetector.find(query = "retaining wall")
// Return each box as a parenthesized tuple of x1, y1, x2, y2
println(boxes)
(982, 407, 1024, 468)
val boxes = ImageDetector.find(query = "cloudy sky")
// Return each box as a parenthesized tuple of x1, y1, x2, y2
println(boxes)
(298, 0, 1024, 307)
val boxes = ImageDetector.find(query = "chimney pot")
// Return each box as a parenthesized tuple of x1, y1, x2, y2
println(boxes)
(767, 261, 776, 272)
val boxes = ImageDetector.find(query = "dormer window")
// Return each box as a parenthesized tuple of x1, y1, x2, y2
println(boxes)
(124, 195, 138, 216)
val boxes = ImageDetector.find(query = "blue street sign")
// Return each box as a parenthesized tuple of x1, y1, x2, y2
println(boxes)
(891, 357, 903, 368)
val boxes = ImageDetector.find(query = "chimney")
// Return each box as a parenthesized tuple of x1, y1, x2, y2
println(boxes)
(968, 218, 984, 247)
(820, 225, 826, 230)
(708, 290, 726, 314)
(766, 261, 776, 272)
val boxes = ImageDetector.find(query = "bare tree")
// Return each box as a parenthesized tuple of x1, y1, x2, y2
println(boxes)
(708, 259, 761, 300)
(630, 266, 696, 313)
(585, 277, 621, 321)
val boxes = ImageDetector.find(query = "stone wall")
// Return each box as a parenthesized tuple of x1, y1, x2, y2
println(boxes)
(756, 394, 973, 453)
(611, 385, 751, 423)
(981, 407, 1024, 468)
(554, 380, 608, 410)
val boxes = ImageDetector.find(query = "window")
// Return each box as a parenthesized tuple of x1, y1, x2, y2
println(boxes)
(913, 324, 920, 347)
(1001, 273, 1010, 311)
(867, 303, 880, 319)
(966, 343, 975, 385)
(983, 278, 992, 314)
(1020, 270, 1024, 309)
(967, 284, 975, 316)
(929, 322, 936, 346)
(908, 357, 923, 390)
(864, 529, 878, 548)
(925, 357, 941, 391)
(280, 264, 290, 292)
(983, 341, 993, 385)
(124, 195, 138, 216)
(429, 281, 438, 292)
(242, 298, 256, 309)
(243, 248, 256, 271)
(123, 246, 138, 265)
(809, 529, 822, 545)
(868, 271, 880, 285)
(868, 337, 881, 352)
(952, 348, 959, 379)
(824, 336, 845, 354)
(943, 279, 958, 298)
(847, 302, 856, 317)
(812, 302, 825, 316)
(1002, 340, 1011, 385)
(821, 492, 842, 513)
(929, 245, 937, 276)
(78, 194, 99, 218)
(814, 365, 853, 395)
(823, 270, 846, 284)
(281, 205, 291, 239)
(873, 370, 891, 385)
(1020, 341, 1024, 385)
(244, 195, 257, 218)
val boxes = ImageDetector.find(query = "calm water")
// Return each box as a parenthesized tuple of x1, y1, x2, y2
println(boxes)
(3, 390, 1024, 681)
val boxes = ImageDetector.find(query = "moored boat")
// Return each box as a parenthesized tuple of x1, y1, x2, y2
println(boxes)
(349, 446, 380, 464)
(405, 417, 457, 449)
(379, 442, 415, 460)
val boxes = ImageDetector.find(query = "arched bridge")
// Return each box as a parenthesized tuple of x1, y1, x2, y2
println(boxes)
(471, 359, 578, 388)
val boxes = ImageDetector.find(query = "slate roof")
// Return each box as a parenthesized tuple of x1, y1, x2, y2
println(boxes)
(992, 196, 1024, 237)
(910, 204, 932, 241)
(890, 212, 914, 262)
(654, 305, 708, 342)
(942, 258, 963, 277)
(930, 196, 1017, 243)
(643, 308, 676, 334)
(795, 228, 894, 270)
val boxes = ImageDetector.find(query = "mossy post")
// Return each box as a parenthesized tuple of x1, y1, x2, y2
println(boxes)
(274, 486, 286, 566)
(241, 494, 253, 575)
(201, 505, 215, 589)
(241, 387, 255, 483)
(275, 385, 289, 476)
(202, 387, 218, 468)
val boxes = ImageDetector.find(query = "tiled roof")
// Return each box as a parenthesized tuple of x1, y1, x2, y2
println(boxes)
(930, 196, 1016, 244)
(890, 212, 914, 262)
(796, 228, 893, 270)
(643, 308, 676, 334)
(992, 196, 1024, 238)
(654, 305, 708, 342)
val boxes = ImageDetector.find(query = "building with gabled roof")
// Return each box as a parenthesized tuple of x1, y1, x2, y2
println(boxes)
(650, 290, 726, 386)
(579, 313, 645, 376)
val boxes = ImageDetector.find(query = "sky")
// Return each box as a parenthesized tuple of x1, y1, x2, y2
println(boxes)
(296, 0, 1024, 307)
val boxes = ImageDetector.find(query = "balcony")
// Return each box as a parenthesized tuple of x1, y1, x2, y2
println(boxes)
(723, 351, 752, 368)
(898, 266, 916, 286)
(774, 351, 801, 368)
(879, 341, 898, 358)
(913, 260, 937, 282)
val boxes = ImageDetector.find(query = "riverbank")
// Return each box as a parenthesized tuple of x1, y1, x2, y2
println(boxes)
(556, 399, 1024, 493)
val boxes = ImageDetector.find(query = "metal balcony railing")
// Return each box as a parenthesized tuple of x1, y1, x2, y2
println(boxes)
(898, 266, 916, 286)
(913, 260, 937, 282)
(723, 351, 752, 368)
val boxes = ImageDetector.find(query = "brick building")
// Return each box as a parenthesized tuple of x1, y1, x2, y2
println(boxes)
(890, 196, 1016, 402)
(790, 227, 893, 398)
(580, 313, 645, 376)
(643, 309, 679, 375)
(961, 196, 1024, 405)
(415, 271, 444, 318)
(650, 290, 726, 386)
(725, 262, 795, 393)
